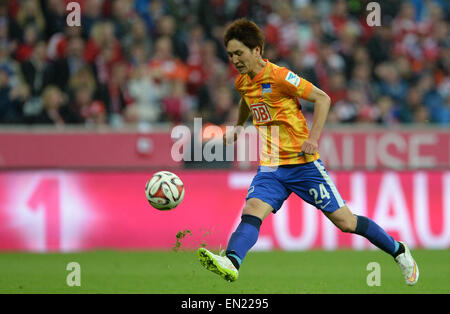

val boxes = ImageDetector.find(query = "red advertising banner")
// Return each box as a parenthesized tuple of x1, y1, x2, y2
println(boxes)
(0, 170, 448, 252)
(0, 131, 179, 169)
(317, 129, 450, 170)
(0, 128, 448, 170)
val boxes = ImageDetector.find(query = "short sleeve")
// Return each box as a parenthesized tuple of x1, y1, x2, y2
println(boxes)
(276, 67, 313, 100)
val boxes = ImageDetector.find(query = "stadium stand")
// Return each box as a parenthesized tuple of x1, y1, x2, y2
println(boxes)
(0, 0, 448, 127)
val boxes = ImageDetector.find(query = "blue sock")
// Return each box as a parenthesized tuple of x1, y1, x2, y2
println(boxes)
(353, 215, 399, 256)
(226, 214, 262, 269)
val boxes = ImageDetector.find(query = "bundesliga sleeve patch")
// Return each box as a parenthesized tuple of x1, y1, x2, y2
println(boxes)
(285, 71, 301, 87)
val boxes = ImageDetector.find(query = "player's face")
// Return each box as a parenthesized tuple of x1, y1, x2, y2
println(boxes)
(226, 39, 261, 75)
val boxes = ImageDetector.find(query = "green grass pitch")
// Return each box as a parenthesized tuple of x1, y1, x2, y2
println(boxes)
(0, 249, 448, 294)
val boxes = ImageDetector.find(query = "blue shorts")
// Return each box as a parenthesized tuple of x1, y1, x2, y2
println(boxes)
(245, 159, 346, 213)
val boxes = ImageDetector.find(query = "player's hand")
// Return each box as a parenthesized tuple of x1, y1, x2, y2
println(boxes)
(301, 138, 318, 161)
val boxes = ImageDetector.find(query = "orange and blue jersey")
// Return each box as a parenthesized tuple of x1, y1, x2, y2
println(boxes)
(235, 59, 320, 166)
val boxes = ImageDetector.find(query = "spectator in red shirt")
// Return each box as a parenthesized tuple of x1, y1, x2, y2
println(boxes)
(148, 36, 188, 83)
(84, 21, 122, 64)
(14, 23, 40, 62)
(264, 2, 300, 58)
(105, 61, 133, 119)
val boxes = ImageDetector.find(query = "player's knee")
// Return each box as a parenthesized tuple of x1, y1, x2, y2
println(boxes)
(242, 198, 271, 220)
(337, 219, 357, 233)
(242, 199, 260, 215)
(338, 223, 353, 233)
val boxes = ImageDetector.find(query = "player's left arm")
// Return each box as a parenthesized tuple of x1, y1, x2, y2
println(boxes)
(301, 85, 331, 155)
(277, 69, 331, 155)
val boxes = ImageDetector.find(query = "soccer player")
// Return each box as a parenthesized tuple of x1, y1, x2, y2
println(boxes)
(197, 18, 419, 286)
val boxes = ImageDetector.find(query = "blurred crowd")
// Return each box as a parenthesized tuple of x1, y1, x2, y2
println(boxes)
(0, 0, 448, 128)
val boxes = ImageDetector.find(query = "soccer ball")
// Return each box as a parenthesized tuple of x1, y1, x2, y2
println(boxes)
(145, 171, 185, 210)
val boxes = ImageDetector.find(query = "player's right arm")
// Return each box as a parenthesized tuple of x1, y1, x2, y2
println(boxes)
(236, 97, 251, 126)
(224, 97, 250, 145)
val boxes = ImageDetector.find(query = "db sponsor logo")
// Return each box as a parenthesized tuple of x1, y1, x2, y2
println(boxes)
(251, 102, 272, 124)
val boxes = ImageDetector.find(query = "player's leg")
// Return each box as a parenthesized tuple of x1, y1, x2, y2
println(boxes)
(225, 197, 273, 270)
(287, 160, 419, 285)
(323, 205, 419, 285)
(197, 198, 273, 282)
(286, 159, 401, 255)
(198, 167, 289, 281)
(224, 167, 289, 271)
(323, 205, 400, 256)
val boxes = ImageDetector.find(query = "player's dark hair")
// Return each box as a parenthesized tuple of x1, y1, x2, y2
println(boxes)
(223, 18, 265, 55)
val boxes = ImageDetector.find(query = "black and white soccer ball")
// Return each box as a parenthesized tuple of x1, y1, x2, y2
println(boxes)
(145, 171, 185, 210)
